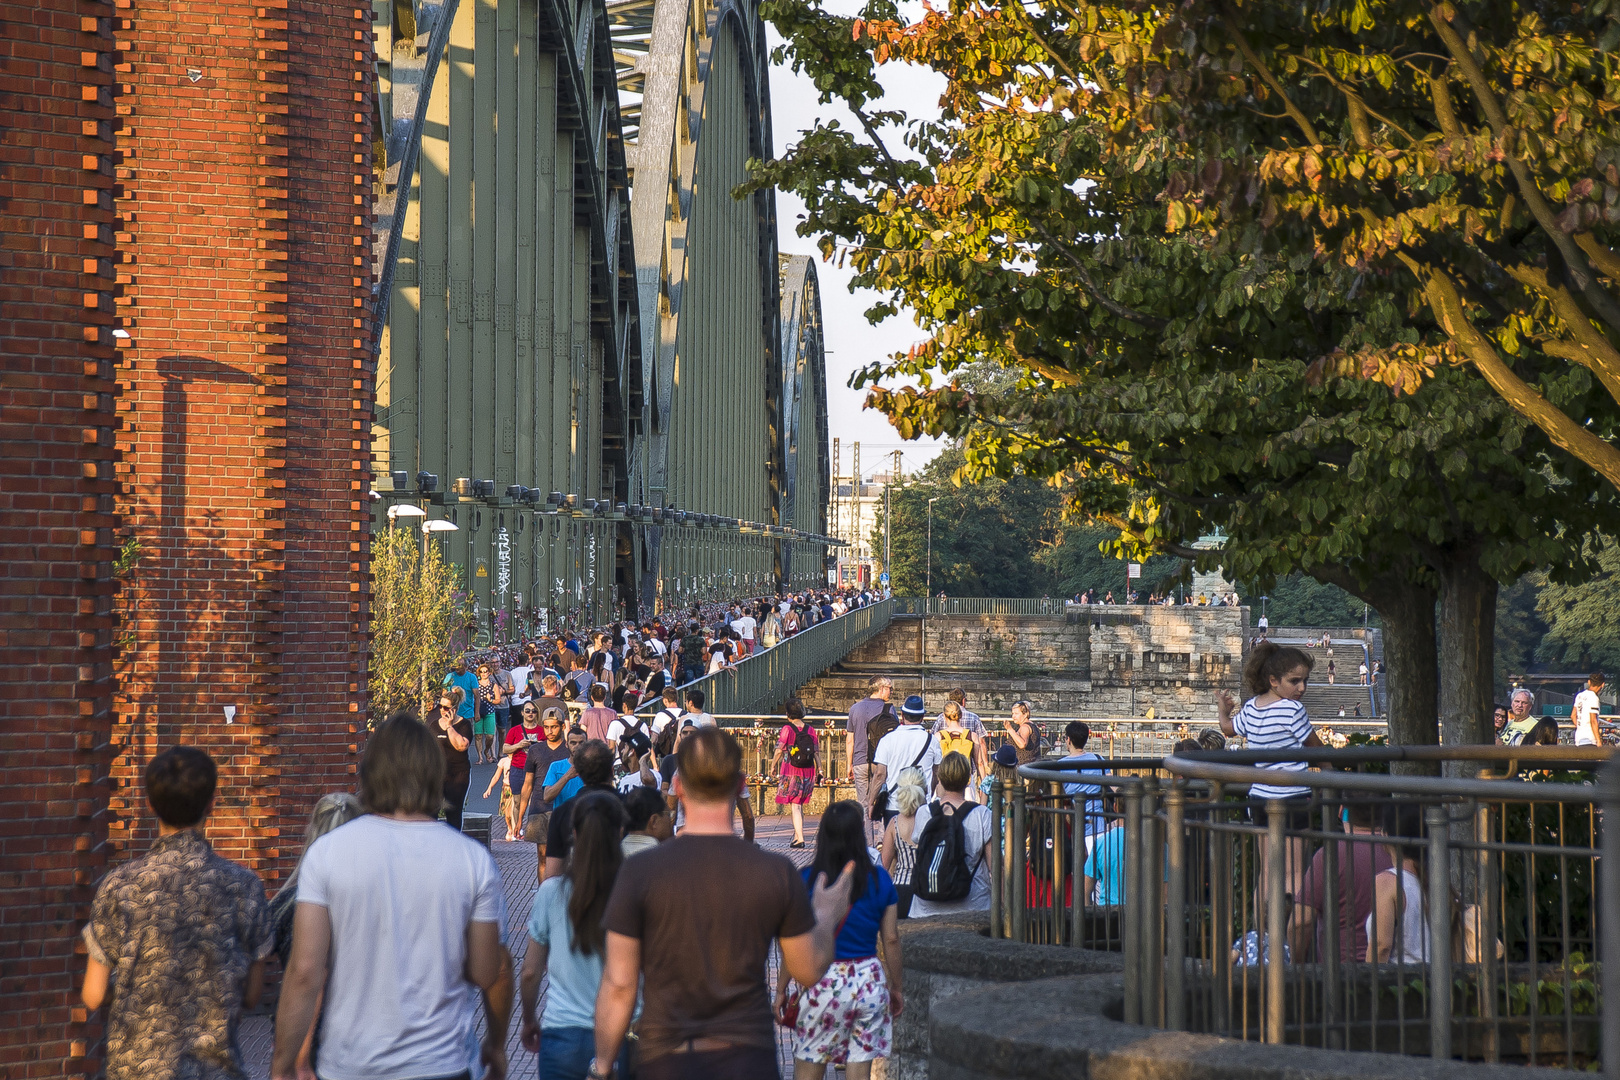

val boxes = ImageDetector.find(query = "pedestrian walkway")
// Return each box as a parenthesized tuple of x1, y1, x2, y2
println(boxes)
(239, 813, 819, 1078)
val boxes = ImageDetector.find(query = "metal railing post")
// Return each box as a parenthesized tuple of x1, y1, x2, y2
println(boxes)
(1071, 793, 1086, 948)
(1210, 781, 1231, 1036)
(1265, 799, 1286, 1045)
(1601, 762, 1620, 1080)
(1321, 787, 1341, 1048)
(1476, 795, 1498, 1063)
(990, 777, 1004, 940)
(1165, 782, 1186, 1031)
(1123, 782, 1143, 1025)
(1426, 804, 1452, 1061)
(1011, 780, 1027, 944)
(1143, 775, 1162, 1026)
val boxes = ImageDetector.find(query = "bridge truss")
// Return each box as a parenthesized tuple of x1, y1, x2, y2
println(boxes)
(367, 0, 833, 629)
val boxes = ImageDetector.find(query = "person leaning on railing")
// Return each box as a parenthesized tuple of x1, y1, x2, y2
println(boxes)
(1216, 642, 1324, 908)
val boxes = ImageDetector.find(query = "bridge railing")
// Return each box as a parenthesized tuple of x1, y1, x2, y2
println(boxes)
(649, 599, 895, 716)
(893, 596, 1064, 616)
(999, 747, 1618, 1073)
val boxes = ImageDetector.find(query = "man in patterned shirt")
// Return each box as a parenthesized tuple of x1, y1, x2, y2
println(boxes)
(82, 746, 273, 1080)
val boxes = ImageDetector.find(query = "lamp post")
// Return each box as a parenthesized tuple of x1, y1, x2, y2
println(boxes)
(422, 517, 459, 559)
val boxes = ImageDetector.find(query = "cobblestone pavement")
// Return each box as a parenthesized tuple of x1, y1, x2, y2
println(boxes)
(240, 812, 820, 1079)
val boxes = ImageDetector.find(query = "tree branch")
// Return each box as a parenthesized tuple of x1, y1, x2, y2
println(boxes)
(1398, 250, 1620, 487)
(1427, 5, 1620, 337)
(1221, 4, 1321, 146)
(1026, 219, 1169, 330)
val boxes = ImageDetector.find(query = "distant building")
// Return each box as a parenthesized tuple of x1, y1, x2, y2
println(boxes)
(831, 472, 894, 588)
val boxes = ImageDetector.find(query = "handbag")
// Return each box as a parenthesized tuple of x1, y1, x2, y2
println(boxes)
(779, 986, 802, 1027)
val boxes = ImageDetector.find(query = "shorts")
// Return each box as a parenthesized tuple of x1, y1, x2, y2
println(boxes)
(790, 956, 891, 1064)
(472, 715, 496, 736)
(1247, 796, 1314, 831)
(508, 770, 527, 797)
(525, 811, 551, 844)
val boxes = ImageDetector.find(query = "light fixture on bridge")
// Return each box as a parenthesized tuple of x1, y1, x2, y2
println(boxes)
(417, 471, 439, 493)
(391, 470, 409, 490)
(452, 477, 473, 496)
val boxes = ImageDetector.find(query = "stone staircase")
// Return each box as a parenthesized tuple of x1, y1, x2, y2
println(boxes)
(1273, 637, 1379, 717)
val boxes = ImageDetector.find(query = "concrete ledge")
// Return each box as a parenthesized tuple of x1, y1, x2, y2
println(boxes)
(892, 914, 1123, 1080)
(927, 973, 1568, 1080)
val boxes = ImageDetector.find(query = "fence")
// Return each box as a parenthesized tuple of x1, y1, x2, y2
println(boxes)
(892, 596, 1064, 616)
(645, 598, 894, 716)
(995, 746, 1618, 1074)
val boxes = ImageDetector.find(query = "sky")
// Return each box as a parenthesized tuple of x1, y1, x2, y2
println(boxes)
(765, 14, 951, 483)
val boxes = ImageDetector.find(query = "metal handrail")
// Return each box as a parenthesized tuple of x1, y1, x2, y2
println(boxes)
(640, 599, 894, 716)
(989, 746, 1619, 1071)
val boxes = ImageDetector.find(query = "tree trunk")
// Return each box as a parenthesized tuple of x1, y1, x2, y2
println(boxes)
(1310, 566, 1439, 774)
(1365, 580, 1440, 751)
(1433, 546, 1498, 767)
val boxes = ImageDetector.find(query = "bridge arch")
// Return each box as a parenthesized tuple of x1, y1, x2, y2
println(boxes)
(779, 254, 829, 589)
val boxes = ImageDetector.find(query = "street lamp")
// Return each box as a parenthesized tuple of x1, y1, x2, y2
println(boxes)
(387, 503, 426, 522)
(421, 517, 459, 558)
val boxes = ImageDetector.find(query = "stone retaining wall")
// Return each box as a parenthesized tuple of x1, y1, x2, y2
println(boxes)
(799, 608, 1246, 719)
(898, 916, 1565, 1080)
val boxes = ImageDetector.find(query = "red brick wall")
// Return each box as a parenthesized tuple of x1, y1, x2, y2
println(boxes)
(110, 0, 370, 873)
(0, 0, 121, 1073)
(1, 0, 371, 1070)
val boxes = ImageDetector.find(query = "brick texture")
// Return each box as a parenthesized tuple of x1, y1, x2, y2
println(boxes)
(110, 0, 371, 869)
(0, 0, 120, 1073)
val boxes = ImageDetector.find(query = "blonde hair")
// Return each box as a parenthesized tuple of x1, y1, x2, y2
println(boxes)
(943, 700, 962, 723)
(892, 766, 928, 817)
(274, 791, 364, 902)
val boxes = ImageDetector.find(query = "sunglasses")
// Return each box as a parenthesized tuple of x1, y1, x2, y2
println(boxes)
(439, 703, 454, 711)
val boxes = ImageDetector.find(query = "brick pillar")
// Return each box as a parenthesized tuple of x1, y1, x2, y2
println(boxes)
(0, 0, 121, 1073)
(110, 0, 371, 879)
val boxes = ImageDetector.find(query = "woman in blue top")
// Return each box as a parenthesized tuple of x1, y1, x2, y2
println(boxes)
(518, 791, 633, 1080)
(774, 800, 903, 1078)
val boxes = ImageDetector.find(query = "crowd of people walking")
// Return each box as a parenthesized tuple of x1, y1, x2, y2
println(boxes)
(93, 613, 1607, 1080)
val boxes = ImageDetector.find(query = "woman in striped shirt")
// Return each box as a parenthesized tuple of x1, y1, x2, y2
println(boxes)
(1218, 642, 1323, 907)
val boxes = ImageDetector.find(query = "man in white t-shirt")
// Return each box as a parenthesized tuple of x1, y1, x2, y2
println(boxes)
(1573, 672, 1606, 746)
(272, 715, 512, 1080)
(510, 652, 534, 708)
(869, 694, 942, 816)
(652, 686, 684, 734)
(730, 610, 757, 646)
(682, 688, 716, 728)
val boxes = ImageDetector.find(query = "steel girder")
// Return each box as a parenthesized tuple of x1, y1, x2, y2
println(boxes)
(370, 0, 641, 634)
(778, 254, 829, 589)
(621, 0, 799, 613)
(367, 0, 834, 635)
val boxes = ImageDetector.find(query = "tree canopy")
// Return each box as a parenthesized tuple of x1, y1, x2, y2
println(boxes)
(753, 0, 1620, 745)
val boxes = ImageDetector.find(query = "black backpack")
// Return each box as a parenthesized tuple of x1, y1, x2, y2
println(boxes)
(787, 723, 817, 769)
(865, 703, 898, 758)
(913, 801, 984, 902)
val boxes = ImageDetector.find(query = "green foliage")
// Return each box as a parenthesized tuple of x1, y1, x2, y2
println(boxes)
(1035, 522, 1183, 599)
(369, 525, 476, 725)
(1496, 572, 1550, 697)
(1536, 538, 1620, 673)
(1240, 574, 1370, 629)
(754, 0, 1620, 742)
(879, 445, 1063, 598)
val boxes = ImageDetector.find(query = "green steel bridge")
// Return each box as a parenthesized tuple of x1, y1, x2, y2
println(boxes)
(364, 0, 832, 627)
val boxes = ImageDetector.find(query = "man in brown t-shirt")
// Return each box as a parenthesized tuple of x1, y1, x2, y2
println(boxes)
(594, 727, 852, 1080)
